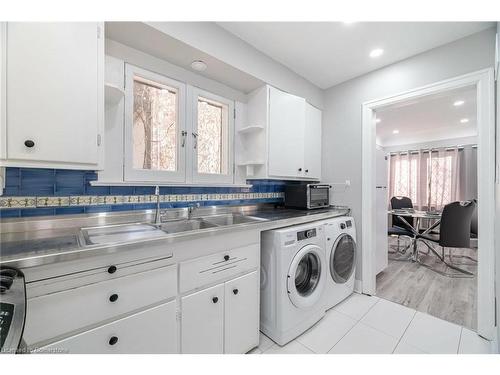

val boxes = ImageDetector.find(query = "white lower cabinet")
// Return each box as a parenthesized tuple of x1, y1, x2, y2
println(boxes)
(181, 283, 225, 354)
(224, 271, 259, 354)
(39, 301, 178, 354)
(181, 271, 259, 354)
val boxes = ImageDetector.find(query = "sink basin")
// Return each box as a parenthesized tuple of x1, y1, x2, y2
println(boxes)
(82, 223, 167, 245)
(201, 214, 267, 226)
(157, 219, 218, 234)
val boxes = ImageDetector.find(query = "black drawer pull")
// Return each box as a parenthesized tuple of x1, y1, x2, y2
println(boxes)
(305, 169, 309, 173)
(224, 255, 230, 261)
(24, 140, 35, 148)
(109, 293, 119, 302)
(109, 336, 118, 346)
(298, 168, 302, 172)
(233, 288, 239, 295)
(212, 297, 219, 304)
(107, 265, 117, 274)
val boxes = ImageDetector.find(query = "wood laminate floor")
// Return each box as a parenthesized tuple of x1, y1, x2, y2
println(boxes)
(376, 238, 477, 330)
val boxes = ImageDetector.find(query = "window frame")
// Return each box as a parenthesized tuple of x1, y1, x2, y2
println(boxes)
(124, 64, 187, 183)
(189, 86, 234, 184)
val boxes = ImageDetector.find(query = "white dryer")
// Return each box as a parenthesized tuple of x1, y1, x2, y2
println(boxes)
(322, 216, 357, 311)
(260, 222, 327, 345)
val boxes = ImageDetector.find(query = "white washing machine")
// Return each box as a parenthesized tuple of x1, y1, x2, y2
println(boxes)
(260, 222, 327, 346)
(322, 216, 357, 311)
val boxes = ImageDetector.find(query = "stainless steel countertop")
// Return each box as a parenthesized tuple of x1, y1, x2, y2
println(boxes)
(0, 204, 350, 269)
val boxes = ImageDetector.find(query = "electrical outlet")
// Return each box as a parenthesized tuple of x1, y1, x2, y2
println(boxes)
(345, 179, 351, 187)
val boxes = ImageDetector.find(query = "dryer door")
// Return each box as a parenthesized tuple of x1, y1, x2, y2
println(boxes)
(330, 233, 356, 284)
(287, 244, 326, 309)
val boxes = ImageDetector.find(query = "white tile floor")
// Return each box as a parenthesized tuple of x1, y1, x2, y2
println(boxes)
(250, 293, 494, 354)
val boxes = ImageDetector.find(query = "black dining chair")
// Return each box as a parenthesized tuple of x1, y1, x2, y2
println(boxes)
(416, 200, 477, 278)
(388, 196, 414, 254)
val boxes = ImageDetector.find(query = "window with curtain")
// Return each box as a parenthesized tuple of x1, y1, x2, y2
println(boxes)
(388, 147, 470, 210)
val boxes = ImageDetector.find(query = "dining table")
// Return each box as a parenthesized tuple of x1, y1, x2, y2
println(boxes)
(387, 209, 442, 261)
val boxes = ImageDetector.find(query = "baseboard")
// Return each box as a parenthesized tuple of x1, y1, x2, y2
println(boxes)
(354, 279, 362, 294)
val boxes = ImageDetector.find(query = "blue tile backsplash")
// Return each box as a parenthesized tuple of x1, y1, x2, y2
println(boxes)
(0, 168, 287, 218)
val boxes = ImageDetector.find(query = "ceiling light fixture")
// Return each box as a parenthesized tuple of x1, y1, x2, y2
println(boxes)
(453, 100, 465, 107)
(369, 48, 384, 58)
(392, 129, 399, 134)
(460, 118, 469, 124)
(343, 21, 356, 25)
(191, 60, 207, 72)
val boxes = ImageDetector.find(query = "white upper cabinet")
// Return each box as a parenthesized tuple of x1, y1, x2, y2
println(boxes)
(0, 22, 104, 170)
(268, 86, 306, 178)
(238, 85, 322, 180)
(304, 103, 322, 180)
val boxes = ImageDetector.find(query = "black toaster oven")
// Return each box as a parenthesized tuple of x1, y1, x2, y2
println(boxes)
(284, 183, 331, 209)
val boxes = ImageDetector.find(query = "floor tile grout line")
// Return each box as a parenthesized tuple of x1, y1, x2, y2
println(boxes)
(325, 319, 360, 354)
(324, 296, 382, 353)
(457, 327, 464, 354)
(391, 309, 418, 354)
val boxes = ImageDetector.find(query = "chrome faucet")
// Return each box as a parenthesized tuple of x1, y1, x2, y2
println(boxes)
(187, 202, 200, 220)
(154, 186, 161, 225)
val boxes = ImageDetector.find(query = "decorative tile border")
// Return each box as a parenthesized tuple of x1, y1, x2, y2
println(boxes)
(0, 192, 284, 210)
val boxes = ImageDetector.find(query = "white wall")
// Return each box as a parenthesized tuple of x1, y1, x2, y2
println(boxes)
(322, 27, 496, 280)
(106, 39, 247, 103)
(495, 22, 500, 351)
(146, 22, 324, 109)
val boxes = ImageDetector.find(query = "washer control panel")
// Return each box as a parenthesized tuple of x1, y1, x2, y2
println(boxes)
(297, 228, 316, 241)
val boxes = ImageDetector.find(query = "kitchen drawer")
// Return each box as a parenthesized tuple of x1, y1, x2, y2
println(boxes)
(24, 264, 177, 346)
(179, 243, 258, 293)
(37, 301, 178, 354)
(27, 256, 174, 299)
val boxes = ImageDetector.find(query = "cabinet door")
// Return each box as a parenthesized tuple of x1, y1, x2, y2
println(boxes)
(6, 23, 103, 167)
(181, 283, 224, 353)
(304, 103, 322, 180)
(39, 301, 178, 354)
(224, 271, 259, 354)
(268, 86, 305, 178)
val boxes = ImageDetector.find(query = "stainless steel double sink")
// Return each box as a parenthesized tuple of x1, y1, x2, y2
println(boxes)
(81, 213, 267, 246)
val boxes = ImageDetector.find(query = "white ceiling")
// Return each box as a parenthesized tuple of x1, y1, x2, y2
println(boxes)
(217, 22, 494, 89)
(106, 22, 264, 94)
(375, 85, 477, 147)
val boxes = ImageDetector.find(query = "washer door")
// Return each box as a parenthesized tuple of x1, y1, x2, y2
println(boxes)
(330, 233, 356, 284)
(287, 244, 326, 309)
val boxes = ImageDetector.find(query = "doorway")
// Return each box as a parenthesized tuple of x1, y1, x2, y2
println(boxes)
(361, 69, 495, 339)
(374, 85, 478, 330)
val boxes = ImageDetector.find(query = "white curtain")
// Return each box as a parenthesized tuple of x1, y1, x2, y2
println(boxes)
(389, 146, 462, 211)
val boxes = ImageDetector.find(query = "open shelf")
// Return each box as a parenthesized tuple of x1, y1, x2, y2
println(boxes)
(105, 83, 125, 106)
(237, 161, 265, 177)
(237, 125, 264, 134)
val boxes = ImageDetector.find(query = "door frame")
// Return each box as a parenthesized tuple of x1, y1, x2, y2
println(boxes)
(361, 68, 496, 339)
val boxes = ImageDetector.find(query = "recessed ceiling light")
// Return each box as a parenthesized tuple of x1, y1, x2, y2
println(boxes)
(375, 118, 381, 123)
(191, 60, 207, 72)
(392, 129, 399, 134)
(369, 48, 384, 58)
(343, 21, 356, 25)
(460, 118, 469, 124)
(453, 100, 465, 107)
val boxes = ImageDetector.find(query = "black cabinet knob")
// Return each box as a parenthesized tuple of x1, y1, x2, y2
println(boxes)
(298, 168, 302, 172)
(109, 293, 119, 302)
(108, 336, 118, 346)
(233, 288, 239, 295)
(24, 140, 35, 148)
(212, 297, 219, 304)
(305, 169, 309, 173)
(107, 265, 117, 274)
(224, 255, 230, 261)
